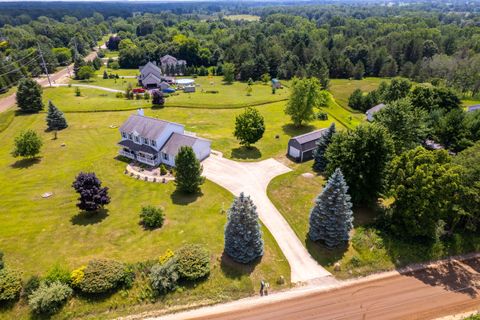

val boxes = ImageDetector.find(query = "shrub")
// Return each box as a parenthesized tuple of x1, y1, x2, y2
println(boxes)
(78, 259, 130, 294)
(23, 275, 41, 298)
(28, 281, 72, 315)
(140, 206, 165, 229)
(149, 259, 179, 294)
(116, 92, 124, 98)
(0, 251, 3, 270)
(75, 87, 81, 96)
(0, 269, 22, 302)
(70, 266, 86, 288)
(44, 264, 71, 285)
(160, 164, 167, 176)
(176, 244, 210, 281)
(317, 111, 328, 120)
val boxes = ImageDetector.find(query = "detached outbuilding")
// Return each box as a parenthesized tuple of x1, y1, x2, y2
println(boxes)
(287, 129, 327, 162)
(365, 103, 386, 122)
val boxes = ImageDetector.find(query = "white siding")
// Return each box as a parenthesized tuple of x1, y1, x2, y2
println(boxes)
(192, 139, 211, 161)
(289, 146, 300, 158)
(154, 124, 184, 152)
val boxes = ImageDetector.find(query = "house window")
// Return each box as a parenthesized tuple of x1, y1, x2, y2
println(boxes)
(134, 136, 140, 143)
(143, 137, 149, 145)
(122, 132, 127, 139)
(151, 140, 156, 147)
(163, 153, 168, 160)
(128, 134, 133, 140)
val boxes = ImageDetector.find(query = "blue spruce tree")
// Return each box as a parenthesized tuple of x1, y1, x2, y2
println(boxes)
(224, 192, 264, 263)
(46, 100, 68, 131)
(313, 123, 336, 172)
(309, 168, 353, 247)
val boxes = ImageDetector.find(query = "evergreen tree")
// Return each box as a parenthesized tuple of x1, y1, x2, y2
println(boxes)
(309, 168, 353, 247)
(73, 57, 86, 80)
(46, 101, 68, 131)
(174, 146, 205, 194)
(16, 78, 43, 113)
(224, 193, 264, 264)
(103, 70, 108, 79)
(313, 123, 336, 172)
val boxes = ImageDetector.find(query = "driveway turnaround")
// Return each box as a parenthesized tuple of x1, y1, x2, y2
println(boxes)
(202, 154, 332, 283)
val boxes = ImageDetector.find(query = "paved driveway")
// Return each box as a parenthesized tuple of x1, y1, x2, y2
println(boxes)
(202, 154, 332, 283)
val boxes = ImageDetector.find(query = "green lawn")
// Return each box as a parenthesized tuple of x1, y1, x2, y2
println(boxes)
(97, 66, 139, 77)
(0, 111, 290, 319)
(329, 78, 385, 110)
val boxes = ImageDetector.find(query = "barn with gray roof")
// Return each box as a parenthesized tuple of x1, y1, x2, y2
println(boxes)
(287, 128, 328, 162)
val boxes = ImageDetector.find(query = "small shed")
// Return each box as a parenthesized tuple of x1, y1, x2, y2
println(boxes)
(272, 78, 282, 89)
(287, 129, 327, 162)
(468, 104, 480, 112)
(184, 86, 195, 93)
(365, 103, 386, 122)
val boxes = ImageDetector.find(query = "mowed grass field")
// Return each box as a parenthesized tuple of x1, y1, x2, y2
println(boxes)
(0, 111, 290, 319)
(329, 77, 385, 111)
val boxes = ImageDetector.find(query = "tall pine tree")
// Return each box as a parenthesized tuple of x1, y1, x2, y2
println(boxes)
(313, 123, 336, 172)
(224, 193, 264, 264)
(46, 101, 68, 131)
(309, 168, 353, 247)
(16, 78, 43, 113)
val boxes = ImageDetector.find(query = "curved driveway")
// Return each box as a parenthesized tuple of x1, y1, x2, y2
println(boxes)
(202, 154, 332, 283)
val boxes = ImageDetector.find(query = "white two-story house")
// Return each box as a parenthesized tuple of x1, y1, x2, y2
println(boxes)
(118, 109, 211, 167)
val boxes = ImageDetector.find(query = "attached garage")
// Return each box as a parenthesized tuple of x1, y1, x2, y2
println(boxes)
(287, 129, 328, 162)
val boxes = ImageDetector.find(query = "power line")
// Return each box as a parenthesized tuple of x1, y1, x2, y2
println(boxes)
(37, 43, 52, 87)
(0, 56, 39, 78)
(0, 50, 38, 71)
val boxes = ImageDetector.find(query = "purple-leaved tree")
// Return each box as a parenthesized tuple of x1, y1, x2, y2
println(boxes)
(72, 172, 110, 212)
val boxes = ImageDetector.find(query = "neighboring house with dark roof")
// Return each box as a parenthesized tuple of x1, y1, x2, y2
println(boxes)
(287, 128, 328, 162)
(365, 103, 386, 121)
(160, 55, 187, 75)
(138, 61, 163, 88)
(468, 104, 480, 112)
(118, 109, 211, 167)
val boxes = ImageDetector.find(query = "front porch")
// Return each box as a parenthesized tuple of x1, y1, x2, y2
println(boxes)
(119, 148, 160, 167)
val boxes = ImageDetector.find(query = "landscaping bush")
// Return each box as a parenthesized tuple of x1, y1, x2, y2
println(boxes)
(23, 275, 41, 298)
(28, 281, 73, 315)
(140, 206, 165, 229)
(317, 111, 328, 120)
(44, 264, 71, 285)
(0, 269, 22, 303)
(175, 244, 210, 281)
(159, 249, 174, 265)
(77, 259, 132, 294)
(116, 92, 124, 99)
(149, 259, 179, 294)
(70, 265, 86, 288)
(160, 164, 167, 176)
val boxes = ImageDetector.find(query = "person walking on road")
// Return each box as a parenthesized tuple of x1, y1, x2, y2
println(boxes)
(260, 280, 265, 296)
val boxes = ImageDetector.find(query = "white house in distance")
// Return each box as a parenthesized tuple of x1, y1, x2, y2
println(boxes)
(118, 109, 211, 167)
(366, 103, 386, 121)
(468, 104, 480, 112)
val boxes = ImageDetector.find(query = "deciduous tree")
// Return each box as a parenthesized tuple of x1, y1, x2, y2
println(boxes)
(233, 107, 265, 147)
(72, 172, 110, 212)
(12, 130, 42, 158)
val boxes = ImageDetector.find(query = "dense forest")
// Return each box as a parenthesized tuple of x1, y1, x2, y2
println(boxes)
(1, 1, 480, 97)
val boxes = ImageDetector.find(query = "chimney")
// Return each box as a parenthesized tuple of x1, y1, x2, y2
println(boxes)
(137, 108, 144, 116)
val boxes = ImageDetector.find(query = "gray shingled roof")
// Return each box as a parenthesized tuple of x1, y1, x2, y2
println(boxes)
(366, 103, 386, 114)
(119, 115, 179, 141)
(118, 139, 158, 154)
(290, 129, 327, 151)
(161, 133, 200, 156)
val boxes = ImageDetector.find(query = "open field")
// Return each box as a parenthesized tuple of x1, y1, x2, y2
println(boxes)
(224, 15, 261, 21)
(97, 66, 139, 77)
(0, 111, 290, 319)
(267, 161, 480, 279)
(329, 78, 385, 111)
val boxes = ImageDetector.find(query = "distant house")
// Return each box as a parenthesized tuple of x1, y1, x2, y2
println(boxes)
(467, 104, 480, 112)
(271, 78, 282, 89)
(160, 55, 187, 75)
(366, 103, 386, 122)
(287, 128, 328, 162)
(138, 61, 163, 89)
(423, 139, 444, 150)
(118, 109, 211, 167)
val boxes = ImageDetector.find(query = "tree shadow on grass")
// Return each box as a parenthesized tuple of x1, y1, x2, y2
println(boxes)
(281, 124, 316, 137)
(71, 209, 109, 226)
(11, 157, 41, 169)
(220, 252, 261, 280)
(114, 155, 132, 164)
(230, 146, 261, 160)
(0, 299, 17, 313)
(170, 189, 203, 206)
(305, 237, 349, 267)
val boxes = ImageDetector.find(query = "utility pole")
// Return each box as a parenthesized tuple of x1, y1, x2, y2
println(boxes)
(37, 43, 52, 87)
